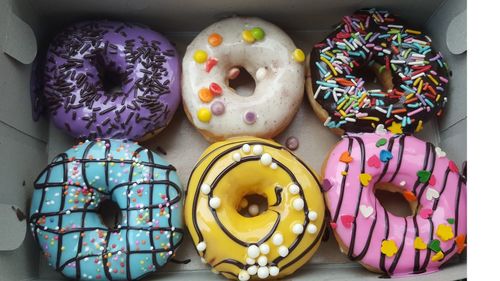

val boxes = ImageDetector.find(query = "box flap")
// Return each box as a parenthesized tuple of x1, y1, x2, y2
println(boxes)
(0, 204, 27, 251)
(2, 10, 37, 64)
(446, 10, 466, 55)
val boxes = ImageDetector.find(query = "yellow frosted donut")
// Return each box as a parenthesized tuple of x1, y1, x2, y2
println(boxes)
(184, 137, 326, 280)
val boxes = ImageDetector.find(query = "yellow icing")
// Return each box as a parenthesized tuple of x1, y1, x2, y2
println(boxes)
(184, 137, 326, 280)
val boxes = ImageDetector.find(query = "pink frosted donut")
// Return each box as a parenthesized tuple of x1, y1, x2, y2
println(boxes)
(322, 132, 466, 277)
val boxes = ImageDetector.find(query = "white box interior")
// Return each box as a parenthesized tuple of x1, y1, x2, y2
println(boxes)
(0, 0, 466, 280)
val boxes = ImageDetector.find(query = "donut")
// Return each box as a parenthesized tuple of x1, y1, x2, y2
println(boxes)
(182, 17, 306, 142)
(42, 20, 180, 140)
(306, 8, 450, 135)
(321, 132, 466, 277)
(29, 139, 184, 280)
(184, 137, 326, 280)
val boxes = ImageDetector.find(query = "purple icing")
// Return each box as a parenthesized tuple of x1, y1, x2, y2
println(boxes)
(42, 20, 181, 140)
(243, 111, 257, 124)
(210, 101, 225, 116)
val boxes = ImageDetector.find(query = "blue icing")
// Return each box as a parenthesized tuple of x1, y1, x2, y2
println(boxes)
(29, 140, 184, 280)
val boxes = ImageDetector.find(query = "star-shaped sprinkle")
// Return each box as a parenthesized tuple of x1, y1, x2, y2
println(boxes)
(436, 224, 454, 241)
(381, 240, 398, 257)
(388, 122, 403, 134)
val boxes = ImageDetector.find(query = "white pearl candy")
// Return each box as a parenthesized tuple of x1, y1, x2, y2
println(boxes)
(292, 198, 304, 210)
(292, 223, 304, 234)
(247, 265, 258, 275)
(200, 183, 211, 195)
(257, 266, 270, 279)
(252, 145, 263, 155)
(288, 184, 300, 194)
(246, 258, 255, 265)
(233, 152, 241, 162)
(259, 243, 270, 255)
(209, 197, 221, 209)
(269, 266, 280, 277)
(242, 144, 251, 153)
(238, 270, 250, 281)
(308, 211, 318, 221)
(307, 224, 318, 234)
(247, 244, 260, 259)
(278, 245, 289, 257)
(272, 233, 284, 245)
(260, 153, 272, 166)
(196, 241, 206, 251)
(257, 256, 268, 266)
(270, 163, 278, 169)
(248, 204, 259, 216)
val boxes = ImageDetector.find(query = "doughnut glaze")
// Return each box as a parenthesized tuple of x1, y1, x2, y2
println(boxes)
(306, 9, 449, 135)
(182, 17, 305, 142)
(29, 139, 184, 280)
(184, 137, 326, 280)
(43, 20, 181, 140)
(322, 133, 466, 277)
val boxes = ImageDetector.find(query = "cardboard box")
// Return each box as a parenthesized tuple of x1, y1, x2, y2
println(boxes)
(0, 0, 466, 280)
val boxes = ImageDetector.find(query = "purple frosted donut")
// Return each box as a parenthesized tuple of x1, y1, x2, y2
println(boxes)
(42, 20, 181, 140)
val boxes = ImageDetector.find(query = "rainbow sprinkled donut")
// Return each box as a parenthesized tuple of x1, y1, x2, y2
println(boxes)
(322, 132, 466, 277)
(306, 9, 450, 135)
(29, 139, 184, 280)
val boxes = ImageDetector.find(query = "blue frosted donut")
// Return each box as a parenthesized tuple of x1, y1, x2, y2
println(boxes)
(29, 139, 184, 280)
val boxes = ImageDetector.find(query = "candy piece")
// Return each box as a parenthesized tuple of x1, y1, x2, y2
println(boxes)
(431, 251, 444, 262)
(381, 240, 398, 257)
(340, 214, 354, 228)
(196, 241, 207, 251)
(193, 50, 208, 63)
(208, 33, 223, 47)
(376, 138, 387, 147)
(209, 197, 221, 209)
(455, 234, 466, 254)
(367, 155, 381, 168)
(419, 208, 433, 219)
(247, 245, 260, 258)
(436, 224, 454, 241)
(259, 243, 270, 255)
(403, 190, 417, 202)
(359, 173, 372, 186)
(414, 237, 427, 250)
(417, 170, 431, 183)
(272, 233, 283, 245)
(228, 67, 240, 80)
(359, 205, 373, 218)
(205, 57, 218, 72)
(306, 224, 318, 234)
(198, 88, 214, 103)
(339, 151, 353, 163)
(330, 222, 337, 229)
(428, 239, 441, 252)
(210, 101, 225, 116)
(426, 188, 440, 201)
(197, 108, 212, 123)
(429, 174, 436, 186)
(447, 218, 455, 224)
(449, 160, 459, 173)
(375, 124, 387, 135)
(256, 67, 267, 81)
(293, 49, 305, 62)
(308, 211, 318, 221)
(322, 178, 334, 191)
(285, 136, 299, 151)
(243, 111, 257, 124)
(250, 27, 265, 41)
(435, 147, 446, 158)
(379, 150, 393, 162)
(292, 223, 304, 234)
(209, 82, 222, 96)
(388, 122, 403, 134)
(242, 30, 255, 43)
(260, 153, 272, 166)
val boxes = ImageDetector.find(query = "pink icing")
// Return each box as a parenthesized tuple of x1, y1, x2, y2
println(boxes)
(323, 133, 467, 277)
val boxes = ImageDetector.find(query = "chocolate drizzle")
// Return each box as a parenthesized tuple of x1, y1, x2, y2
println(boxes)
(29, 140, 184, 280)
(186, 140, 325, 274)
(330, 135, 465, 276)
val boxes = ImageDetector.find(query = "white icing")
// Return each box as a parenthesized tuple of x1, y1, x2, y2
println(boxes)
(182, 17, 304, 140)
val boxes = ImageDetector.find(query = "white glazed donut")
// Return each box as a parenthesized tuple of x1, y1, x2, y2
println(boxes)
(182, 17, 306, 142)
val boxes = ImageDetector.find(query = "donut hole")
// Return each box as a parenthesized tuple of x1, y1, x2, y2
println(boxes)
(100, 68, 125, 96)
(355, 63, 394, 93)
(227, 67, 256, 97)
(96, 199, 122, 229)
(237, 194, 268, 217)
(374, 182, 415, 217)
